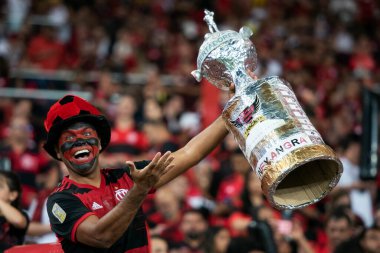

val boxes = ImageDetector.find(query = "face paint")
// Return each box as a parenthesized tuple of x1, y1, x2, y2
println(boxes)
(57, 123, 100, 173)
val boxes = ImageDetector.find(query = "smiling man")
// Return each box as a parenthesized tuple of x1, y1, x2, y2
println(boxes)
(43, 95, 230, 253)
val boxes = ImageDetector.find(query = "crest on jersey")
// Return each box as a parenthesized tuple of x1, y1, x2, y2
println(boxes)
(115, 189, 129, 201)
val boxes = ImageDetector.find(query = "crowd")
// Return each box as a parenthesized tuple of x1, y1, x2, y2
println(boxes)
(0, 0, 380, 252)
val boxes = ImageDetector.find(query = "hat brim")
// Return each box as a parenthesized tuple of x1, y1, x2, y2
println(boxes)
(43, 115, 111, 160)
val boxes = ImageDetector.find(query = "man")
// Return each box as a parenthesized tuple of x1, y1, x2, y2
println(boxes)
(337, 133, 374, 227)
(173, 209, 209, 252)
(335, 225, 380, 253)
(314, 208, 354, 253)
(44, 94, 230, 252)
(150, 235, 169, 253)
(0, 116, 45, 208)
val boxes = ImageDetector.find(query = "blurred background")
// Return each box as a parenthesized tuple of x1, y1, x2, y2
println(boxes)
(0, 0, 380, 252)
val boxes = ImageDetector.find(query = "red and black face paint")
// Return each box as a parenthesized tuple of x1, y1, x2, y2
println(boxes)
(58, 122, 100, 172)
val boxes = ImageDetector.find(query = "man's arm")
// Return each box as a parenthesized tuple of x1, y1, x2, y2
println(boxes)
(75, 152, 173, 248)
(155, 115, 229, 188)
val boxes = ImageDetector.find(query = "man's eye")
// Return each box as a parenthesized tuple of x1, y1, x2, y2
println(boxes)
(66, 136, 75, 141)
(84, 131, 92, 136)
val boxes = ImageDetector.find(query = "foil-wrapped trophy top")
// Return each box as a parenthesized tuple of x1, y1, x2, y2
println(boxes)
(192, 10, 257, 92)
(192, 10, 343, 210)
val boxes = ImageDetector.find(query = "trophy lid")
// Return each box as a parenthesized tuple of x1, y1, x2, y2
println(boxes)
(192, 10, 253, 82)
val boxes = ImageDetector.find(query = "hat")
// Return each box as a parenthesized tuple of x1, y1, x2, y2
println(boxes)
(43, 95, 111, 160)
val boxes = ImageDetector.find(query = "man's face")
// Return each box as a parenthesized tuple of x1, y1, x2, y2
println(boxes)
(56, 122, 101, 175)
(180, 212, 208, 241)
(326, 218, 352, 248)
(361, 228, 380, 253)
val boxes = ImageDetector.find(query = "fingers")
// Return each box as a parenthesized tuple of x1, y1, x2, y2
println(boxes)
(159, 151, 172, 165)
(126, 161, 137, 177)
(229, 83, 235, 92)
(126, 161, 136, 170)
(228, 83, 236, 99)
(146, 151, 174, 175)
(247, 69, 258, 80)
(155, 151, 173, 172)
(150, 152, 162, 167)
(131, 151, 174, 178)
(162, 154, 174, 169)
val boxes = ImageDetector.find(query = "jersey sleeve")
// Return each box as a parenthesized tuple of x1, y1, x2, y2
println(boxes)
(47, 192, 94, 242)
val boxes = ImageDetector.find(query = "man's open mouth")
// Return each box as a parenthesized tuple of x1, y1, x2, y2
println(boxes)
(71, 148, 94, 163)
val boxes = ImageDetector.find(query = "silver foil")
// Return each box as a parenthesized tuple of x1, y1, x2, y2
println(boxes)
(192, 10, 343, 209)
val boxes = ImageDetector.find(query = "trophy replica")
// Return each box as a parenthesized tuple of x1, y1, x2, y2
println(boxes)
(192, 10, 343, 209)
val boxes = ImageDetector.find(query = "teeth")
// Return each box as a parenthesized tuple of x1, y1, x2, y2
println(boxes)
(74, 149, 90, 156)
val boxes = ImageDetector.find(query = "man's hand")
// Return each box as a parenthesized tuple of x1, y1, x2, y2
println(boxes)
(126, 151, 174, 192)
(228, 83, 236, 99)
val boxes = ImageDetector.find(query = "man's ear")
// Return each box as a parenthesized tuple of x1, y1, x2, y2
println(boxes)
(55, 147, 61, 159)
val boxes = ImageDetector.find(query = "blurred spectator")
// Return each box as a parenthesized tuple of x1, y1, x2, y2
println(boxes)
(226, 235, 265, 253)
(0, 116, 46, 208)
(350, 36, 376, 78)
(171, 208, 209, 252)
(25, 161, 61, 244)
(178, 112, 201, 139)
(111, 27, 138, 72)
(185, 160, 216, 213)
(328, 0, 357, 23)
(163, 95, 185, 134)
(46, 0, 70, 43)
(332, 24, 354, 65)
(241, 171, 268, 214)
(213, 149, 250, 218)
(94, 69, 122, 109)
(314, 208, 354, 253)
(74, 24, 110, 70)
(143, 67, 168, 102)
(226, 171, 276, 237)
(5, 0, 30, 34)
(275, 219, 315, 253)
(148, 187, 183, 244)
(105, 94, 149, 164)
(336, 133, 374, 227)
(334, 225, 380, 253)
(143, 120, 179, 156)
(143, 98, 164, 122)
(0, 170, 29, 251)
(227, 220, 276, 253)
(327, 189, 365, 236)
(375, 205, 380, 229)
(0, 32, 26, 68)
(22, 25, 65, 70)
(203, 226, 231, 253)
(151, 235, 169, 253)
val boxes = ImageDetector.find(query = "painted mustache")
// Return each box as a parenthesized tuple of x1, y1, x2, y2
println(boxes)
(60, 138, 99, 153)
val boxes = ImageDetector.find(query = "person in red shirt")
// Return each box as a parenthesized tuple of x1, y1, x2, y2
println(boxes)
(24, 26, 65, 70)
(43, 94, 231, 253)
(105, 95, 149, 164)
(313, 208, 354, 253)
(0, 116, 45, 208)
(215, 149, 250, 214)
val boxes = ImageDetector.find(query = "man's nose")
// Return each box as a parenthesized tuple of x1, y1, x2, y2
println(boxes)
(73, 139, 87, 147)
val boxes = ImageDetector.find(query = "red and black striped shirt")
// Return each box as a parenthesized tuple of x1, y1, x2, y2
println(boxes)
(47, 161, 152, 253)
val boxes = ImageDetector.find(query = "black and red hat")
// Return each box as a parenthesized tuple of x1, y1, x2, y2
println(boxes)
(43, 95, 111, 160)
